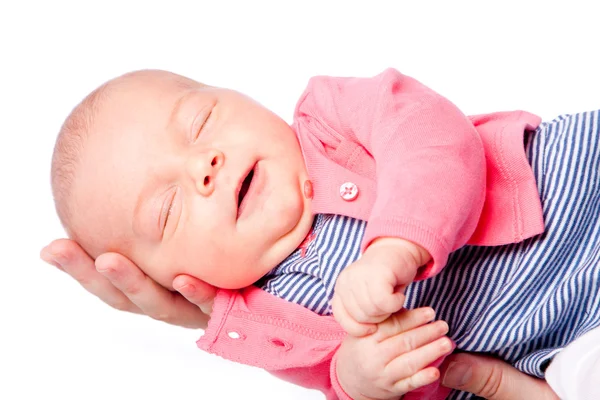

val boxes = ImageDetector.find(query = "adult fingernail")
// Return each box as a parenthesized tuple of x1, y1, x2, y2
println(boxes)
(175, 283, 196, 296)
(40, 249, 63, 270)
(97, 266, 116, 278)
(442, 361, 472, 388)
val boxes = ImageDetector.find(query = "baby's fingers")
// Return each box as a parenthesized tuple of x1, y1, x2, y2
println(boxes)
(332, 294, 376, 337)
(368, 285, 406, 316)
(386, 336, 454, 385)
(379, 321, 450, 364)
(375, 307, 436, 341)
(392, 367, 441, 395)
(381, 320, 450, 360)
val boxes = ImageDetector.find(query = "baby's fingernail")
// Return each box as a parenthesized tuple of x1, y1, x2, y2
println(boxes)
(439, 321, 450, 334)
(442, 361, 472, 388)
(425, 308, 435, 320)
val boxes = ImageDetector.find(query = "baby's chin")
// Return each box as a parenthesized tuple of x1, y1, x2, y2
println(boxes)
(199, 260, 276, 290)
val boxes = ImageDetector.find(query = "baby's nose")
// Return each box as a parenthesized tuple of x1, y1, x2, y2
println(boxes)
(186, 149, 224, 196)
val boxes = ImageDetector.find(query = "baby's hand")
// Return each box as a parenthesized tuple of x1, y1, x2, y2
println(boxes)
(332, 238, 430, 336)
(336, 307, 453, 400)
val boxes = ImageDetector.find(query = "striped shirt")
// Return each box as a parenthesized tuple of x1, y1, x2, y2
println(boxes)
(260, 110, 600, 400)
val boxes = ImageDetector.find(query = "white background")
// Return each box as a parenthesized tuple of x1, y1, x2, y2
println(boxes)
(1, 1, 599, 399)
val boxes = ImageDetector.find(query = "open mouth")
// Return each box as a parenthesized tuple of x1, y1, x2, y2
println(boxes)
(237, 167, 255, 209)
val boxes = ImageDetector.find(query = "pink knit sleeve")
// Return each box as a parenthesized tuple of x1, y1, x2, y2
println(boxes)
(301, 69, 486, 278)
(329, 352, 355, 400)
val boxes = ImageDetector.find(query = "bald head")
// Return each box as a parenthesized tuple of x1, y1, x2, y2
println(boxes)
(51, 81, 107, 239)
(51, 70, 202, 255)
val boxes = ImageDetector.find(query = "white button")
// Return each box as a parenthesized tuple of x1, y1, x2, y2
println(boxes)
(227, 331, 241, 339)
(339, 182, 359, 201)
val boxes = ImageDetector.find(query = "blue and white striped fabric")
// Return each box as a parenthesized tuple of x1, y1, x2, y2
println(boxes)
(260, 213, 367, 315)
(260, 110, 600, 400)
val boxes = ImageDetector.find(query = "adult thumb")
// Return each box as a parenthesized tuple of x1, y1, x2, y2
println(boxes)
(439, 353, 559, 400)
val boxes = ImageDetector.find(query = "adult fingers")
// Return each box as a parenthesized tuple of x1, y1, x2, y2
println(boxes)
(96, 253, 209, 329)
(172, 274, 217, 315)
(40, 242, 64, 271)
(41, 239, 141, 314)
(440, 353, 560, 400)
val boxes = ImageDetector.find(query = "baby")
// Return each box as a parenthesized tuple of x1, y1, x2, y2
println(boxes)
(51, 69, 600, 399)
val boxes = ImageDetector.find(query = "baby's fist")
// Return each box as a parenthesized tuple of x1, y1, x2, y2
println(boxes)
(332, 238, 430, 337)
(332, 258, 406, 337)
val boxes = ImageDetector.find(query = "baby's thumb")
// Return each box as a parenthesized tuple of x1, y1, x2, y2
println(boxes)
(332, 299, 377, 337)
(390, 290, 406, 311)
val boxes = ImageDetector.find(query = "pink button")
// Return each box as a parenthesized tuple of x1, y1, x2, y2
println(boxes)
(339, 182, 359, 201)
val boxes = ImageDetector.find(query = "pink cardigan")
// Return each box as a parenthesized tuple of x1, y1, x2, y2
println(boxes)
(198, 69, 544, 399)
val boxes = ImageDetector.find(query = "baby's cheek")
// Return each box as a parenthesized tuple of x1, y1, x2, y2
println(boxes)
(138, 249, 185, 291)
(273, 187, 304, 226)
(149, 262, 180, 291)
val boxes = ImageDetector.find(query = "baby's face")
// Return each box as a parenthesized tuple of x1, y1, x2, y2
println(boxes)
(73, 72, 313, 290)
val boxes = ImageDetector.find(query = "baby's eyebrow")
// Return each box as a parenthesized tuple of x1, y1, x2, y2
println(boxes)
(168, 92, 192, 130)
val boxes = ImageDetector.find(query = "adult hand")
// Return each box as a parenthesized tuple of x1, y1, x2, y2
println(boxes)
(440, 353, 559, 400)
(40, 239, 216, 329)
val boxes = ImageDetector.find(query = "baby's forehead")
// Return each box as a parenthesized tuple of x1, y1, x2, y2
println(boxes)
(101, 71, 201, 120)
(108, 70, 200, 98)
(80, 75, 197, 178)
(75, 70, 207, 188)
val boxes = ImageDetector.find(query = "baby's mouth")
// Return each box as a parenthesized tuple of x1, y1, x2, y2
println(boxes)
(237, 167, 255, 210)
